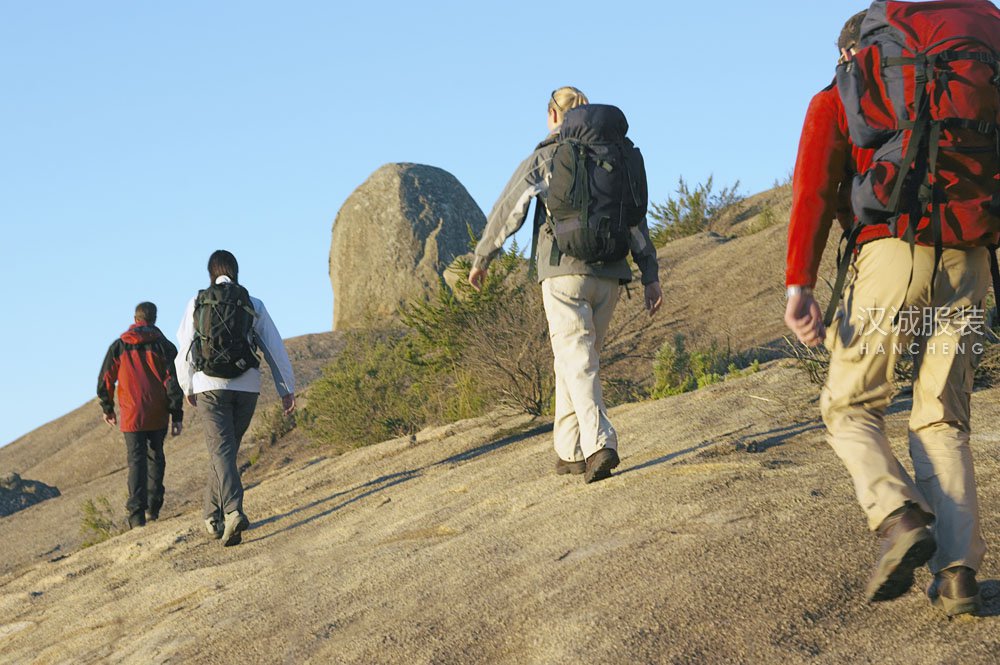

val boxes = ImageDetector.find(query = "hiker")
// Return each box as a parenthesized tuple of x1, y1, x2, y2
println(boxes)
(785, 3, 1000, 616)
(468, 86, 662, 483)
(176, 250, 296, 546)
(97, 302, 184, 529)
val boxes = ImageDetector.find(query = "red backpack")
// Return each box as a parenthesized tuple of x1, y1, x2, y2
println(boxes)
(825, 0, 1000, 324)
(838, 0, 1000, 243)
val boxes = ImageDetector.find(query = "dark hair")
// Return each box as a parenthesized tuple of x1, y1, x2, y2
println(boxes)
(839, 10, 867, 52)
(208, 249, 239, 285)
(134, 301, 157, 324)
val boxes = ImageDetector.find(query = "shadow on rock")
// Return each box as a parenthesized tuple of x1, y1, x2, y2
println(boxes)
(249, 470, 421, 542)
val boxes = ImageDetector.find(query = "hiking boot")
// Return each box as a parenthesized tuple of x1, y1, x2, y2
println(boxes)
(928, 566, 982, 617)
(128, 513, 146, 530)
(221, 511, 250, 547)
(584, 448, 620, 484)
(555, 457, 586, 476)
(205, 517, 224, 540)
(146, 509, 159, 522)
(865, 503, 936, 602)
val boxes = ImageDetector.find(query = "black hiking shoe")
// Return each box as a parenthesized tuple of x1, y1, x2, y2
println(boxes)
(128, 513, 146, 530)
(866, 503, 936, 602)
(222, 511, 250, 547)
(555, 457, 586, 475)
(584, 448, 620, 484)
(928, 566, 982, 617)
(146, 509, 159, 522)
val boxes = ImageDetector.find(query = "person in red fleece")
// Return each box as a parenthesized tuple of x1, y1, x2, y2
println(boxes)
(785, 10, 990, 617)
(98, 301, 184, 528)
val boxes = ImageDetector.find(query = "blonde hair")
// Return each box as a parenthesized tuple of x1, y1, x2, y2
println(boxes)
(548, 86, 589, 125)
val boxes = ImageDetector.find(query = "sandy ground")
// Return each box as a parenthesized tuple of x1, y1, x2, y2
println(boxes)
(2, 362, 1000, 664)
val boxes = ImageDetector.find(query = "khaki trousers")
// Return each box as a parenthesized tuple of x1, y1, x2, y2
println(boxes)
(821, 238, 988, 573)
(541, 275, 620, 462)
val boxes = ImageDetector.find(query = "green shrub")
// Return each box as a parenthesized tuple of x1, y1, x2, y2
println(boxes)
(402, 244, 554, 417)
(651, 334, 758, 398)
(651, 334, 697, 397)
(305, 241, 555, 449)
(250, 402, 296, 446)
(649, 176, 744, 245)
(302, 331, 426, 449)
(80, 496, 119, 547)
(746, 204, 780, 234)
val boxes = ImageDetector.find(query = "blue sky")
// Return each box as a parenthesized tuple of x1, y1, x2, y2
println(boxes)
(0, 1, 865, 447)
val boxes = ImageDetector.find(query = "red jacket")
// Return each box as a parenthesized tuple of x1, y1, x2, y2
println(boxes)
(97, 324, 183, 432)
(786, 82, 883, 287)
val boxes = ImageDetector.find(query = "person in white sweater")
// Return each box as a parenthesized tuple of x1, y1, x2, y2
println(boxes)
(176, 249, 296, 546)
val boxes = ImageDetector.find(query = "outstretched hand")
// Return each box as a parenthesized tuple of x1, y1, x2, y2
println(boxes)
(785, 290, 826, 347)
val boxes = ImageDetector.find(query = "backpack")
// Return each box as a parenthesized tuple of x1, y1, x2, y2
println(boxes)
(544, 104, 648, 265)
(825, 0, 1000, 325)
(191, 282, 260, 378)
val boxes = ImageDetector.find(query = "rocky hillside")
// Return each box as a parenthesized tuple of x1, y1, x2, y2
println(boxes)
(6, 187, 997, 663)
(2, 362, 999, 663)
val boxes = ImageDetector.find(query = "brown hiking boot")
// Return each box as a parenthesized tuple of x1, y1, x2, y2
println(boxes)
(584, 448, 619, 484)
(555, 457, 586, 475)
(865, 503, 936, 602)
(928, 566, 982, 617)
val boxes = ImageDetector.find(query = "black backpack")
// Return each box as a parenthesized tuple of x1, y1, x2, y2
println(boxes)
(544, 104, 648, 265)
(191, 282, 260, 378)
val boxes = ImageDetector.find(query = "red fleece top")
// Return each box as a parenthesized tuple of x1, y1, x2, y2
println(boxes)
(786, 83, 881, 287)
(97, 324, 183, 432)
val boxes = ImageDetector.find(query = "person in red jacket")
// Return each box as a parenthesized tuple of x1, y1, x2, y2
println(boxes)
(98, 302, 184, 528)
(785, 10, 989, 617)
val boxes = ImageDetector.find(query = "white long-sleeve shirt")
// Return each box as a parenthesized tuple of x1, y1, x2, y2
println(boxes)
(175, 276, 296, 397)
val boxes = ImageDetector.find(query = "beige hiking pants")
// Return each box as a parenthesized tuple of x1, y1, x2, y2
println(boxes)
(542, 274, 620, 462)
(821, 238, 988, 573)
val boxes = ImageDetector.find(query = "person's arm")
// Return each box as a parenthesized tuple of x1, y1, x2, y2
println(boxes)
(786, 86, 849, 289)
(469, 149, 547, 289)
(628, 218, 662, 315)
(253, 299, 296, 414)
(96, 341, 121, 426)
(785, 86, 851, 346)
(161, 340, 184, 435)
(175, 298, 197, 406)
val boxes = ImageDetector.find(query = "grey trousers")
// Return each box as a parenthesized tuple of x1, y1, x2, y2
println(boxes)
(123, 428, 167, 519)
(199, 390, 258, 521)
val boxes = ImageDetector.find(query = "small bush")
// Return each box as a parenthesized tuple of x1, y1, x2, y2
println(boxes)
(80, 496, 120, 547)
(304, 242, 553, 449)
(746, 204, 780, 234)
(250, 402, 296, 446)
(780, 335, 913, 386)
(302, 331, 427, 449)
(651, 334, 758, 398)
(401, 241, 555, 418)
(649, 176, 744, 245)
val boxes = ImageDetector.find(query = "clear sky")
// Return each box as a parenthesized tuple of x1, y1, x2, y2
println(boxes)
(0, 0, 867, 447)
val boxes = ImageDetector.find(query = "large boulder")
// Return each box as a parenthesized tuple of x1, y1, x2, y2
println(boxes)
(330, 163, 486, 330)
